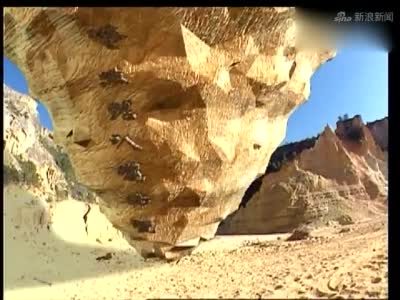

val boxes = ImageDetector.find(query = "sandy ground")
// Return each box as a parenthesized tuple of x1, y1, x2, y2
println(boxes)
(4, 184, 388, 299)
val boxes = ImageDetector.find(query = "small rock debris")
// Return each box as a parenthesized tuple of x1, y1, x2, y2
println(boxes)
(337, 214, 354, 225)
(371, 277, 382, 284)
(96, 252, 113, 261)
(286, 228, 310, 241)
(338, 227, 351, 233)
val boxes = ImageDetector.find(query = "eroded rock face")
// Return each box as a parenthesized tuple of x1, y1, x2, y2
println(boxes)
(4, 84, 66, 197)
(4, 7, 334, 259)
(218, 121, 388, 235)
(3, 84, 97, 203)
(367, 117, 388, 151)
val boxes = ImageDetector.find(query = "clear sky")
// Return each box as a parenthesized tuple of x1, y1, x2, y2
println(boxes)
(3, 45, 388, 143)
(3, 57, 54, 130)
(285, 47, 388, 143)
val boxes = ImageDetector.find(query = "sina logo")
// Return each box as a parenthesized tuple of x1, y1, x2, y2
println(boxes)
(334, 12, 352, 23)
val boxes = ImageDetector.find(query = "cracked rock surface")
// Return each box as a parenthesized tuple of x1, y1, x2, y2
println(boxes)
(4, 7, 334, 259)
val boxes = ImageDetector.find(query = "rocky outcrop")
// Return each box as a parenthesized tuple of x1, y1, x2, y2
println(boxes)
(4, 7, 335, 259)
(3, 84, 96, 203)
(218, 121, 388, 234)
(367, 117, 388, 151)
(4, 84, 66, 197)
(238, 135, 319, 210)
(267, 135, 319, 173)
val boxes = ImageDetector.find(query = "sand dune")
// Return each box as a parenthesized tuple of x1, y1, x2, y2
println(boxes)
(5, 184, 387, 300)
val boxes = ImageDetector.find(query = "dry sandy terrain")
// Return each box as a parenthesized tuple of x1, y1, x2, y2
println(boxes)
(4, 184, 388, 300)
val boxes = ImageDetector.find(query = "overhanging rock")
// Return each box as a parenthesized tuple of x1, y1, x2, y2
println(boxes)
(4, 7, 335, 260)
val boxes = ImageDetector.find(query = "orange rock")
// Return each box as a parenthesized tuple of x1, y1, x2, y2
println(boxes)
(4, 7, 334, 259)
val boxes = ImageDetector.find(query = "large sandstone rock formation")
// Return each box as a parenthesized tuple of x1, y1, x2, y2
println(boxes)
(218, 118, 388, 234)
(4, 7, 334, 259)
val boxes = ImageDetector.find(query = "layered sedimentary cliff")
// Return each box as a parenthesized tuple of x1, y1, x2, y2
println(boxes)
(238, 135, 319, 210)
(367, 117, 388, 151)
(4, 7, 334, 259)
(218, 118, 388, 235)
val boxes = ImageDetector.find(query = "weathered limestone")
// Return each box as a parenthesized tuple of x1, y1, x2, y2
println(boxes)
(4, 7, 334, 259)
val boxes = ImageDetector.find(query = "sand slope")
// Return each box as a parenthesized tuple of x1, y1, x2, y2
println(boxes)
(5, 184, 387, 300)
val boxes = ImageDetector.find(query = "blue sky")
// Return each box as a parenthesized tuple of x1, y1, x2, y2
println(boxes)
(4, 57, 54, 130)
(3, 47, 387, 143)
(285, 48, 388, 143)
